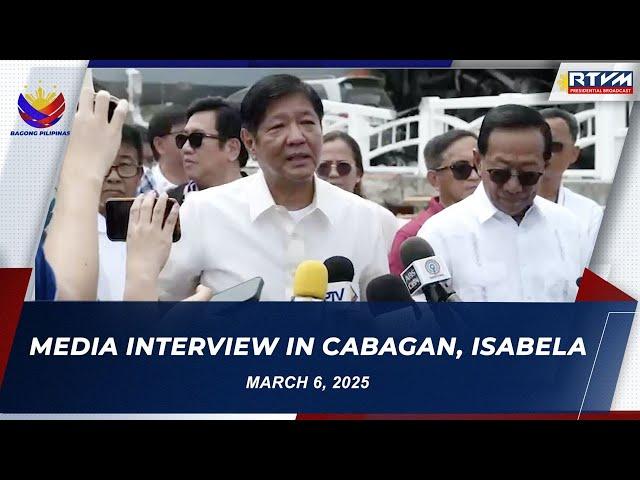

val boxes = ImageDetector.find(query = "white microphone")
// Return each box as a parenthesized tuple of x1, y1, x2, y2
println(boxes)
(400, 237, 460, 302)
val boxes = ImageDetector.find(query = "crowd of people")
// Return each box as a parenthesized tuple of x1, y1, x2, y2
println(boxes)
(35, 71, 603, 302)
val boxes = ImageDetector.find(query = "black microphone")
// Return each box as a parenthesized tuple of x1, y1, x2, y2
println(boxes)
(324, 256, 357, 302)
(366, 274, 431, 330)
(399, 237, 460, 302)
(366, 274, 414, 314)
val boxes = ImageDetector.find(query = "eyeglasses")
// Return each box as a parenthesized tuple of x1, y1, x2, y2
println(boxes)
(316, 161, 353, 178)
(551, 141, 565, 153)
(433, 161, 477, 180)
(486, 168, 543, 186)
(175, 132, 222, 149)
(105, 164, 141, 179)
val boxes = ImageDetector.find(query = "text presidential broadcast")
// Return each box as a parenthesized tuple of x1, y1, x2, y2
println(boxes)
(28, 336, 587, 358)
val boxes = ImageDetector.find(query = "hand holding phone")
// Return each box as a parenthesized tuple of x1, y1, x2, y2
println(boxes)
(121, 192, 181, 301)
(106, 194, 181, 242)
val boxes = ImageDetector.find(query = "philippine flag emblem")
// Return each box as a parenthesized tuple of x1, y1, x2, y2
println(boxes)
(17, 83, 65, 129)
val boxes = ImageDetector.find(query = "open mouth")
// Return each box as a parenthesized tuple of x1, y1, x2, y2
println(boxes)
(286, 153, 312, 162)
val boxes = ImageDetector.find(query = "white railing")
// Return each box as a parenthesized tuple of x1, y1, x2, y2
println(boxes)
(322, 93, 629, 182)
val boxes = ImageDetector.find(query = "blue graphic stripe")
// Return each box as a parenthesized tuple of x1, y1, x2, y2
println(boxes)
(0, 301, 634, 414)
(88, 59, 453, 68)
(17, 94, 46, 120)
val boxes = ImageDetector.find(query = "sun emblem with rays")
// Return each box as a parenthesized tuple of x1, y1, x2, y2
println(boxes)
(556, 72, 569, 92)
(24, 84, 59, 109)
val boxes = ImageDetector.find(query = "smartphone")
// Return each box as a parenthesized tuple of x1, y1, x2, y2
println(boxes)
(105, 197, 181, 242)
(209, 277, 265, 302)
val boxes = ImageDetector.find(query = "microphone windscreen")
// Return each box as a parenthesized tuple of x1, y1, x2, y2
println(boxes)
(400, 237, 436, 269)
(324, 256, 355, 283)
(366, 274, 415, 317)
(366, 274, 413, 302)
(293, 260, 328, 300)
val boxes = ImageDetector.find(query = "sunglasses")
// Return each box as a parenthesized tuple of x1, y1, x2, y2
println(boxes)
(175, 132, 222, 149)
(486, 168, 543, 186)
(433, 161, 477, 180)
(316, 161, 353, 178)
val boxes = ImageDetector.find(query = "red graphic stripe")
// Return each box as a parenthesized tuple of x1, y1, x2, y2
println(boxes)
(576, 268, 636, 302)
(0, 268, 32, 389)
(298, 412, 640, 420)
(39, 93, 65, 116)
(19, 111, 34, 122)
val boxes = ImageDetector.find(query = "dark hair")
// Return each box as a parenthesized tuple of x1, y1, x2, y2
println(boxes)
(323, 131, 364, 196)
(539, 107, 579, 142)
(134, 124, 149, 144)
(477, 104, 552, 162)
(148, 104, 187, 160)
(241, 74, 324, 135)
(121, 124, 143, 165)
(187, 96, 249, 168)
(424, 129, 478, 170)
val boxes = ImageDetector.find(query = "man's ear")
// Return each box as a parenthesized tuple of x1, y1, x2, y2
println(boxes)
(241, 128, 256, 158)
(153, 136, 164, 156)
(427, 170, 439, 191)
(568, 145, 581, 166)
(225, 138, 242, 163)
(473, 148, 482, 171)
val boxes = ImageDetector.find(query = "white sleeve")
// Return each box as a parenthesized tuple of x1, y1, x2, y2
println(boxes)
(157, 195, 204, 300)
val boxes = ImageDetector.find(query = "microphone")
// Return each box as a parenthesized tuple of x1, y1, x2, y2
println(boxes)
(365, 274, 433, 331)
(292, 260, 328, 301)
(324, 256, 358, 302)
(399, 237, 460, 302)
(366, 274, 414, 314)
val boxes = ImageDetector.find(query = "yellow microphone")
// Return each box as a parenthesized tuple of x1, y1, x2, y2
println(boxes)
(292, 260, 328, 301)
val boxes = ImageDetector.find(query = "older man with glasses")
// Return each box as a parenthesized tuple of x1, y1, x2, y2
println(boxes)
(417, 104, 586, 302)
(388, 129, 480, 275)
(537, 107, 604, 264)
(96, 124, 145, 300)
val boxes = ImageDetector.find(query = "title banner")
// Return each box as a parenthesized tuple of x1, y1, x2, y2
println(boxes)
(0, 302, 634, 415)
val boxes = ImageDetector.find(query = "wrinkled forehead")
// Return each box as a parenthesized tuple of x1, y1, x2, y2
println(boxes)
(442, 135, 477, 161)
(185, 110, 217, 132)
(260, 93, 319, 124)
(115, 143, 141, 165)
(483, 127, 546, 166)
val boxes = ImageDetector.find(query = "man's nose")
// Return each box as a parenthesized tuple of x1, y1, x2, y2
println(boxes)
(285, 123, 306, 144)
(105, 166, 122, 183)
(503, 174, 523, 193)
